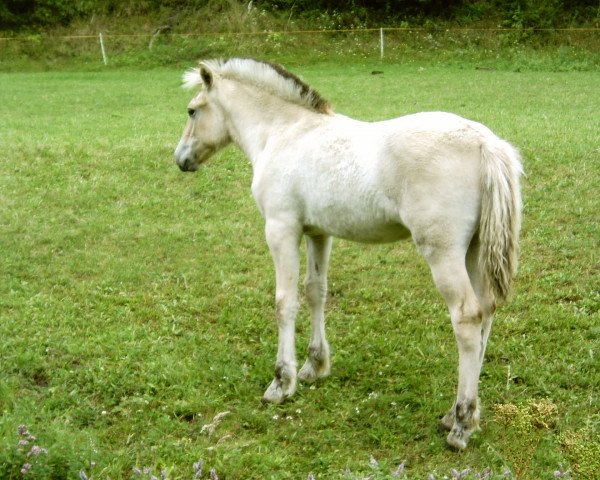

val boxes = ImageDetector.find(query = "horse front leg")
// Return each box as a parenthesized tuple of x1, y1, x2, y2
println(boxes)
(298, 234, 332, 383)
(262, 218, 302, 404)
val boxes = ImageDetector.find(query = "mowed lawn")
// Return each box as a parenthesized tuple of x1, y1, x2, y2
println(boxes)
(0, 63, 598, 479)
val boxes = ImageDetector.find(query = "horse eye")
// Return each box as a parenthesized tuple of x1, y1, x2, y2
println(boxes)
(187, 108, 196, 118)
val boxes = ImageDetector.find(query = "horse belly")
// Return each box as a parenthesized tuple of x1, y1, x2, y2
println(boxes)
(304, 223, 410, 242)
(303, 201, 411, 243)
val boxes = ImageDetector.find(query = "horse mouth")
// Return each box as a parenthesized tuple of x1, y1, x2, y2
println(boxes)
(178, 157, 199, 172)
(175, 143, 216, 172)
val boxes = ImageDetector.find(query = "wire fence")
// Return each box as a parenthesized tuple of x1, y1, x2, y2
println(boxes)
(1, 26, 599, 68)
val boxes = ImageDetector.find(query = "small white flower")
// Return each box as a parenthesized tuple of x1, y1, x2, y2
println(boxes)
(272, 414, 279, 421)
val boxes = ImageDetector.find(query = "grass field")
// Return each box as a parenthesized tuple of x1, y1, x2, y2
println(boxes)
(0, 61, 599, 479)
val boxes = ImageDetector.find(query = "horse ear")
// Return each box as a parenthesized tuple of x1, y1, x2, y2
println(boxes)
(199, 62, 213, 89)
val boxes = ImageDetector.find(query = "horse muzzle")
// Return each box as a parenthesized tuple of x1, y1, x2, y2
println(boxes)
(177, 157, 199, 172)
(174, 141, 200, 172)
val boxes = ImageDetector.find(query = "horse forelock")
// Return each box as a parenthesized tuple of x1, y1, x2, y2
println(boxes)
(204, 58, 333, 114)
(182, 68, 202, 90)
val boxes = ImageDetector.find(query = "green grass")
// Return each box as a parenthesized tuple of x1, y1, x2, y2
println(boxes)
(0, 62, 599, 479)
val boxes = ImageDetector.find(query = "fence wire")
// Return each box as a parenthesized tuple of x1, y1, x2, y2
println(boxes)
(1, 27, 598, 68)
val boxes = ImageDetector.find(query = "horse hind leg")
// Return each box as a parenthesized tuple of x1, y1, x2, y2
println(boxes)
(465, 239, 496, 368)
(298, 234, 333, 383)
(420, 244, 484, 449)
(440, 240, 497, 436)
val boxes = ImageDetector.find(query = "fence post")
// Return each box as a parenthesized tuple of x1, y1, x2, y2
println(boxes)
(380, 27, 385, 60)
(99, 33, 107, 65)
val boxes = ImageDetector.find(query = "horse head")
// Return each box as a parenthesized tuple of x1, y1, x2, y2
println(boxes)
(174, 62, 231, 172)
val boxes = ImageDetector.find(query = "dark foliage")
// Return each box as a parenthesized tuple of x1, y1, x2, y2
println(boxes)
(1, 0, 598, 31)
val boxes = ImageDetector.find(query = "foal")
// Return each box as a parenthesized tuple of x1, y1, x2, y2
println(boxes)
(174, 58, 523, 449)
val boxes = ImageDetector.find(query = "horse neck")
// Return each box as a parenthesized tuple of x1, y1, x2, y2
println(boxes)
(217, 81, 317, 163)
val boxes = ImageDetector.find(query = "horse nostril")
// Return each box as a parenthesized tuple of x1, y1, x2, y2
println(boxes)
(187, 108, 195, 118)
(178, 157, 198, 172)
(179, 157, 192, 171)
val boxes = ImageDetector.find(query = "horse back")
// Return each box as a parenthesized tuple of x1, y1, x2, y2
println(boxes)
(252, 111, 489, 243)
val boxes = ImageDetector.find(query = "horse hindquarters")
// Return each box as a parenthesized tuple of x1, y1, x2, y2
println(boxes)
(407, 133, 522, 449)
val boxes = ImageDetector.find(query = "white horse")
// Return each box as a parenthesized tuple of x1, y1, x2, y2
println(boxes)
(174, 58, 523, 449)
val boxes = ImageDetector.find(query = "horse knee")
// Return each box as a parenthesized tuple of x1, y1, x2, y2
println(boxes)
(275, 294, 299, 322)
(304, 278, 326, 306)
(452, 299, 482, 332)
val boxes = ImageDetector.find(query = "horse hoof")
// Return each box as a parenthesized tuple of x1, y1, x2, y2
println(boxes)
(262, 377, 295, 404)
(446, 431, 468, 450)
(298, 360, 330, 383)
(298, 363, 317, 383)
(298, 354, 330, 383)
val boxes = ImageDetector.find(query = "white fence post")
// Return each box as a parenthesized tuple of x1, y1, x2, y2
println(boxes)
(380, 27, 384, 60)
(99, 33, 107, 65)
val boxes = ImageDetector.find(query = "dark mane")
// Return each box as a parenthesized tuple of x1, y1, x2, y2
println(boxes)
(210, 57, 333, 114)
(253, 59, 333, 114)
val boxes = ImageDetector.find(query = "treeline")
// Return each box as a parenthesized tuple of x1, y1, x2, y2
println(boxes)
(1, 0, 598, 31)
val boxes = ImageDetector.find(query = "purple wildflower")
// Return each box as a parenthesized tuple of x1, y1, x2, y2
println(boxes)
(391, 462, 405, 477)
(20, 463, 32, 475)
(554, 465, 572, 478)
(478, 467, 492, 480)
(193, 460, 204, 479)
(27, 445, 48, 457)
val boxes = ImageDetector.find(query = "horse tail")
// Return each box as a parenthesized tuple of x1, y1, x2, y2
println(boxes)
(478, 135, 523, 304)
